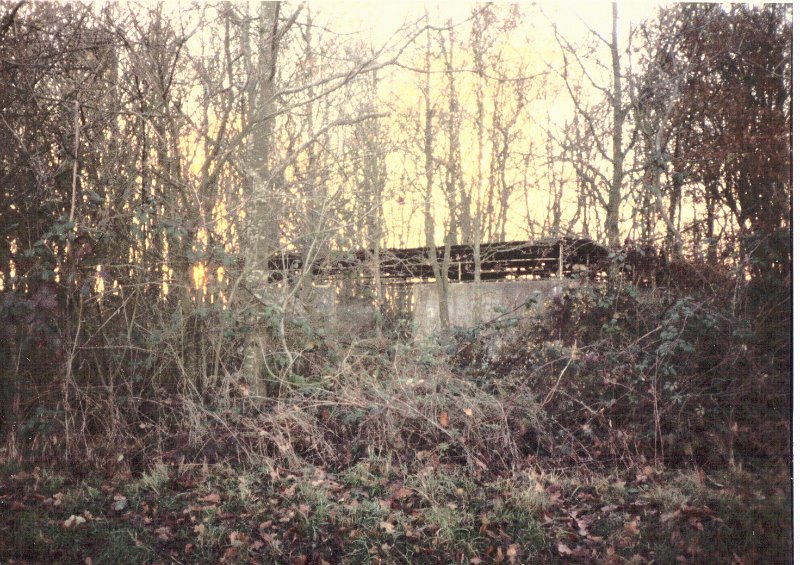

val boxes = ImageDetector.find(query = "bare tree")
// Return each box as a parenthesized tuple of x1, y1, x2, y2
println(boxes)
(422, 19, 452, 331)
(239, 1, 283, 394)
(553, 3, 637, 251)
(631, 8, 693, 259)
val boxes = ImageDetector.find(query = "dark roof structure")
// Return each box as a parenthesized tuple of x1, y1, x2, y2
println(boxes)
(267, 238, 609, 282)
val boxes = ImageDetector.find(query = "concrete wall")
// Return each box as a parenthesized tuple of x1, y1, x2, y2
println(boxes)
(303, 279, 574, 340)
(412, 279, 574, 338)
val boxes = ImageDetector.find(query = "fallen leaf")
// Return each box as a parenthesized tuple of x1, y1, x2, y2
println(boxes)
(63, 515, 87, 529)
(390, 486, 414, 500)
(198, 493, 221, 504)
(688, 516, 704, 531)
(670, 529, 685, 548)
(624, 516, 641, 536)
(662, 507, 683, 522)
(379, 521, 395, 534)
(220, 546, 240, 563)
(681, 504, 715, 518)
(112, 495, 127, 512)
(557, 543, 572, 556)
(497, 527, 513, 543)
(463, 407, 474, 417)
(576, 518, 590, 537)
(439, 411, 450, 428)
(155, 525, 173, 541)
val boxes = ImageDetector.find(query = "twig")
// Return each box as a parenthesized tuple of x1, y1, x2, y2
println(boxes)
(68, 98, 80, 225)
(542, 344, 576, 407)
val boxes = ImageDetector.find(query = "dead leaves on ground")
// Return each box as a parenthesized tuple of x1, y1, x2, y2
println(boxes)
(0, 461, 782, 565)
(545, 470, 731, 564)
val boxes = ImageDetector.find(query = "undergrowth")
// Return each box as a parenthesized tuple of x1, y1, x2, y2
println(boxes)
(0, 271, 791, 563)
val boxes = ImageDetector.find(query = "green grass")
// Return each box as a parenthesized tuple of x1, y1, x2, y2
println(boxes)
(0, 461, 790, 564)
(2, 507, 156, 564)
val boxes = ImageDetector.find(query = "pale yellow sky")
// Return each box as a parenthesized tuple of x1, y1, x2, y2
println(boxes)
(310, 1, 663, 46)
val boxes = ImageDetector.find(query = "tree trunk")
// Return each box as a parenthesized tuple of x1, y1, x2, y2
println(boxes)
(607, 2, 623, 251)
(705, 176, 718, 264)
(242, 1, 281, 395)
(471, 16, 485, 325)
(423, 23, 450, 332)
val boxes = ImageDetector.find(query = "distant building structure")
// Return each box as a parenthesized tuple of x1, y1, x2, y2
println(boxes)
(268, 238, 616, 338)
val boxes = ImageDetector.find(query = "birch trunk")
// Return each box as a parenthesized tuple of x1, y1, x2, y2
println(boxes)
(471, 17, 485, 325)
(423, 23, 450, 332)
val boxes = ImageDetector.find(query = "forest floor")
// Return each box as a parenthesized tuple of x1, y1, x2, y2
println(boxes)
(0, 455, 790, 564)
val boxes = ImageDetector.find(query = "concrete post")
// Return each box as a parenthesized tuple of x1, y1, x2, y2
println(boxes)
(557, 241, 564, 279)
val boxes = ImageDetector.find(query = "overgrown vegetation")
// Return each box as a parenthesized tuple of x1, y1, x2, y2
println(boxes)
(1, 258, 791, 563)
